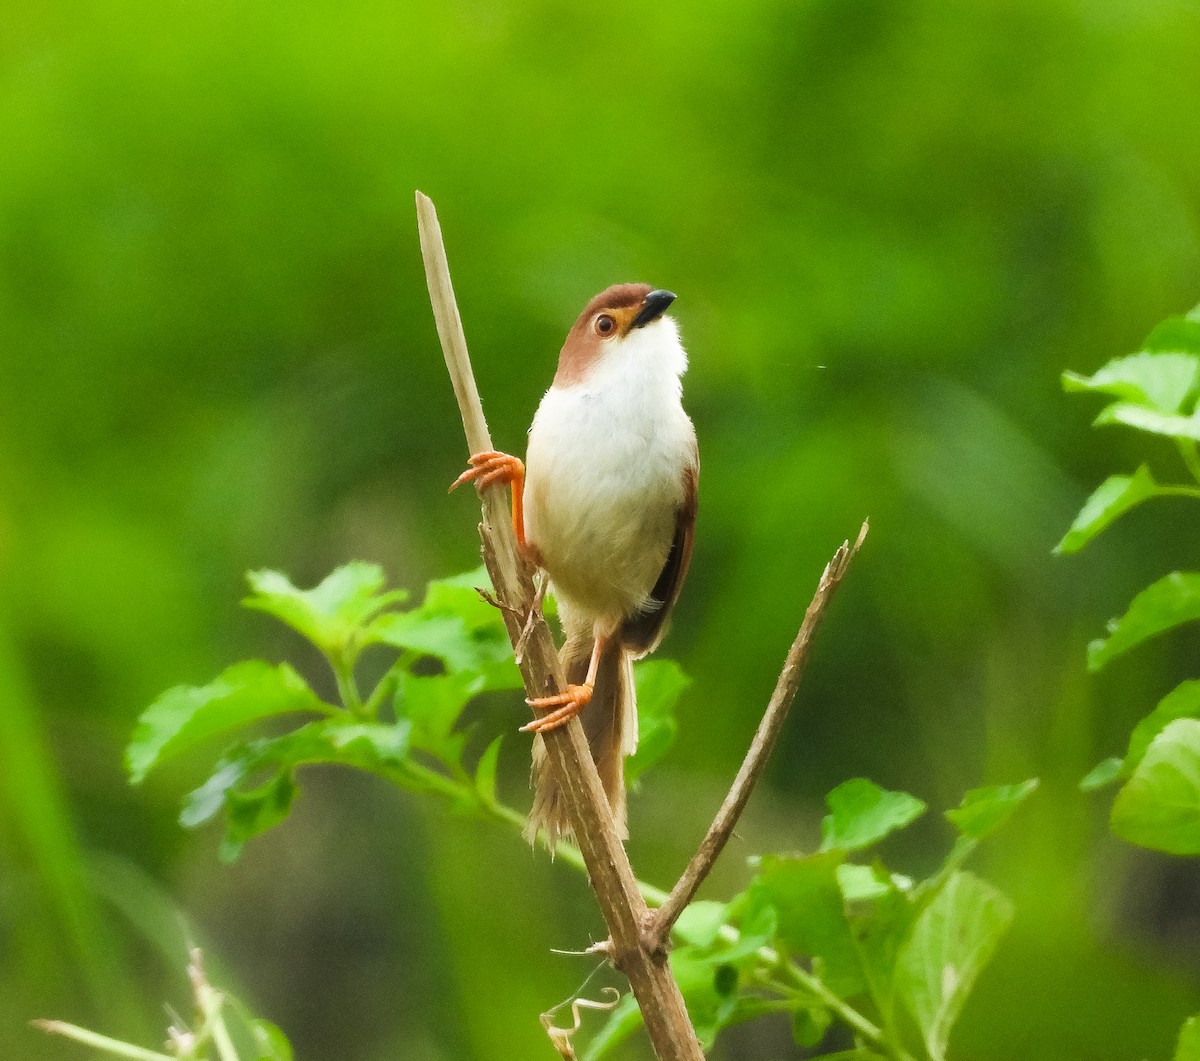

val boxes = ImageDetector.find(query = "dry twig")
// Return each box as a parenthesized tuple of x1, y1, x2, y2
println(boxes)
(648, 521, 869, 950)
(541, 987, 623, 1059)
(417, 190, 867, 1058)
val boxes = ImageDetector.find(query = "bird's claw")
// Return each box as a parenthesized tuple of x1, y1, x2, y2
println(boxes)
(521, 684, 594, 733)
(449, 450, 524, 493)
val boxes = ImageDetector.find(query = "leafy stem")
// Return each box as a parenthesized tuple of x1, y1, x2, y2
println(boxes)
(331, 649, 365, 717)
(128, 557, 1036, 1059)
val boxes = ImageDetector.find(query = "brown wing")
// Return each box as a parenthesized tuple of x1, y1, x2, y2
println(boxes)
(621, 444, 698, 657)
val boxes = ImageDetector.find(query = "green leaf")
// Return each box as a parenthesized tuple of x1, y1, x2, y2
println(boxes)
(1093, 403, 1200, 442)
(846, 868, 917, 1028)
(710, 893, 778, 965)
(673, 900, 729, 948)
(1088, 573, 1200, 672)
(127, 661, 331, 785)
(1143, 313, 1200, 357)
(473, 736, 503, 807)
(945, 779, 1039, 840)
(1063, 351, 1199, 413)
(395, 670, 482, 762)
(1054, 467, 1163, 555)
(896, 870, 1014, 1061)
(368, 569, 520, 691)
(626, 660, 690, 785)
(1111, 719, 1200, 854)
(750, 852, 866, 996)
(1174, 1015, 1200, 1061)
(1125, 681, 1200, 775)
(180, 718, 411, 859)
(1080, 757, 1123, 792)
(220, 770, 297, 862)
(791, 1003, 832, 1048)
(1077, 681, 1200, 796)
(668, 946, 740, 1051)
(836, 863, 894, 903)
(820, 778, 927, 853)
(244, 564, 405, 654)
(248, 1018, 294, 1061)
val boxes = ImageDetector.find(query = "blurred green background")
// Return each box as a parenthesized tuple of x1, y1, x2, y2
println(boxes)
(3, 0, 1199, 1057)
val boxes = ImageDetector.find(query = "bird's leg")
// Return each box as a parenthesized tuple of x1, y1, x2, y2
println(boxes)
(521, 634, 607, 733)
(449, 450, 526, 548)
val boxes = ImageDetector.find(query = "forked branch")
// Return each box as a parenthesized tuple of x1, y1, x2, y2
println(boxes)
(649, 521, 868, 950)
(417, 190, 867, 1059)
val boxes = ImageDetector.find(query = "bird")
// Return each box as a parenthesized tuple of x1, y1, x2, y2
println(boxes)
(451, 283, 698, 843)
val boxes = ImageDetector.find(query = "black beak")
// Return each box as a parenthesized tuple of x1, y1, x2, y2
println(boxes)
(631, 289, 677, 328)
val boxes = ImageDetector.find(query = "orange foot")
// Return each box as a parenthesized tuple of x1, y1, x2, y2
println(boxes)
(520, 684, 594, 733)
(449, 450, 524, 492)
(449, 450, 526, 548)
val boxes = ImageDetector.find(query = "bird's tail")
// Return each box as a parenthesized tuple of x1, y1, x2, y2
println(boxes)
(525, 631, 637, 848)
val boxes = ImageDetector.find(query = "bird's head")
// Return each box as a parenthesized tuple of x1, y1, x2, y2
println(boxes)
(554, 283, 682, 387)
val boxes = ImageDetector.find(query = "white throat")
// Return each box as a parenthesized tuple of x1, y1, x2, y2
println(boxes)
(576, 315, 688, 399)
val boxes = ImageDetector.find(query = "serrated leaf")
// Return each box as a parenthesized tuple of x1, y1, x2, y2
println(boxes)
(1055, 467, 1163, 555)
(626, 660, 690, 785)
(1087, 573, 1200, 672)
(751, 852, 866, 996)
(127, 661, 330, 785)
(180, 718, 411, 857)
(1111, 719, 1200, 854)
(368, 569, 520, 691)
(1125, 681, 1200, 775)
(1080, 757, 1123, 792)
(1063, 351, 1200, 413)
(945, 779, 1039, 840)
(244, 564, 403, 653)
(1175, 1015, 1200, 1061)
(1093, 403, 1200, 442)
(896, 870, 1014, 1061)
(820, 779, 927, 853)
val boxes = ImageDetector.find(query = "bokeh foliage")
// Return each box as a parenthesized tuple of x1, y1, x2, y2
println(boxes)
(3, 0, 1200, 1058)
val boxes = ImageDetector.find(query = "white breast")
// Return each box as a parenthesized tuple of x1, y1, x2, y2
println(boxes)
(525, 316, 695, 630)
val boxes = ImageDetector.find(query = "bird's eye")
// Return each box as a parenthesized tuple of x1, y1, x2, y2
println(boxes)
(594, 314, 616, 337)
